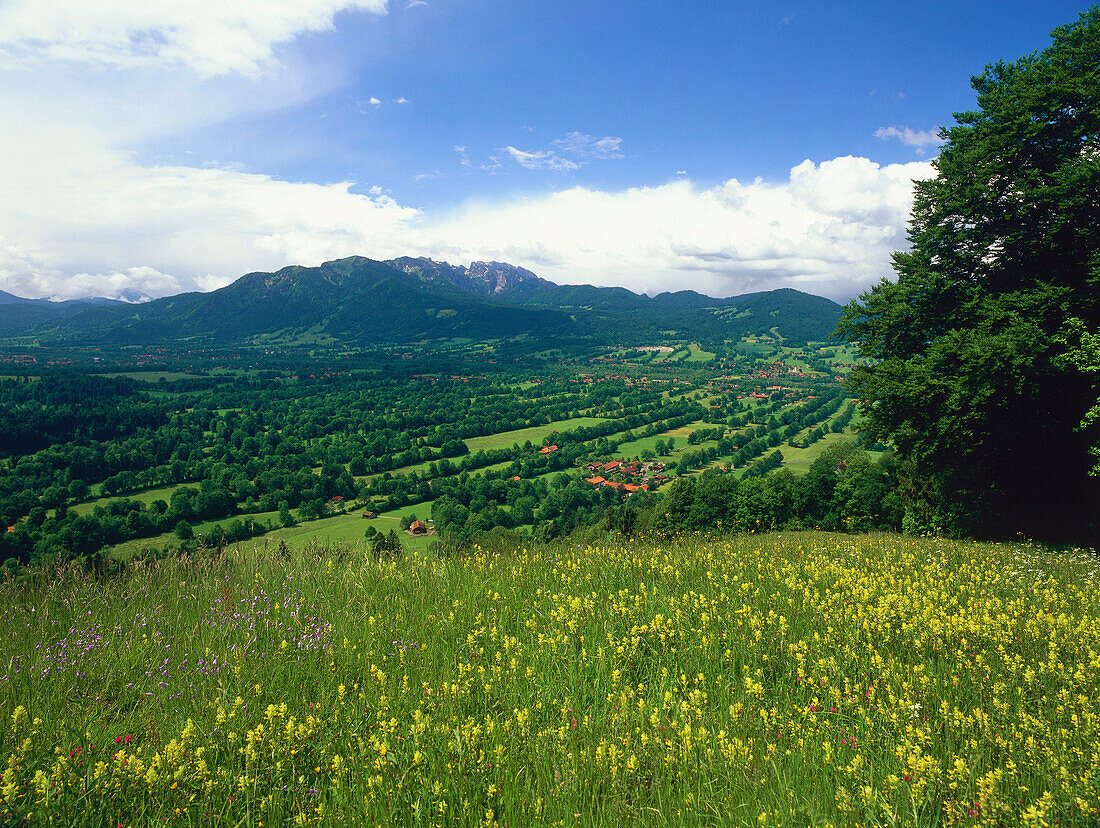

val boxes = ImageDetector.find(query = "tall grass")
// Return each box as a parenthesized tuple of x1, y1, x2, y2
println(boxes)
(2, 532, 1099, 826)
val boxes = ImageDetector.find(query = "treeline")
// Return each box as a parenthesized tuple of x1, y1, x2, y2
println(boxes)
(428, 441, 901, 549)
(672, 389, 849, 475)
(575, 442, 900, 542)
(429, 470, 658, 542)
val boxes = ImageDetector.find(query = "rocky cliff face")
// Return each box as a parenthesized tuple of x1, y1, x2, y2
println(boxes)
(465, 261, 553, 295)
(387, 257, 554, 297)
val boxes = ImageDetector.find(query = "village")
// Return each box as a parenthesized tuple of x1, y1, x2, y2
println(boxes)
(582, 457, 667, 494)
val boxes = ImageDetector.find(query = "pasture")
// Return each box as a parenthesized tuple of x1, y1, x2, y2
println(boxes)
(3, 531, 1097, 825)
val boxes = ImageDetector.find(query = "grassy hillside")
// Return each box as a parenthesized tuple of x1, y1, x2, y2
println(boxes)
(2, 531, 1098, 826)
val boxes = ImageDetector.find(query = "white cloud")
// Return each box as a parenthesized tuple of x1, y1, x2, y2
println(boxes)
(551, 132, 623, 158)
(501, 146, 581, 172)
(874, 125, 944, 154)
(421, 156, 935, 301)
(0, 141, 932, 303)
(0, 0, 389, 76)
(0, 126, 419, 300)
(494, 132, 625, 173)
(45, 267, 176, 303)
(0, 105, 935, 305)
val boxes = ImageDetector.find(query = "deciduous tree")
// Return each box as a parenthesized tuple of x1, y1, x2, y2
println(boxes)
(838, 8, 1100, 541)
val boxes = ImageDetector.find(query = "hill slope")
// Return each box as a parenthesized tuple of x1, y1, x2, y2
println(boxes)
(35, 257, 569, 345)
(13, 256, 843, 346)
(2, 531, 1096, 826)
(0, 292, 138, 333)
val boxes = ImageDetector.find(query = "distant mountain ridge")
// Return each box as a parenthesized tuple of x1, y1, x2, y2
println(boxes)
(0, 290, 147, 333)
(3, 256, 844, 346)
(388, 258, 555, 297)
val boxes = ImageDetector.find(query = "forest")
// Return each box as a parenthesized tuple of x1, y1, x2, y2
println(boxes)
(0, 334, 892, 570)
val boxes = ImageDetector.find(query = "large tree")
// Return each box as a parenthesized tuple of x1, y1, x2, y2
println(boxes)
(837, 8, 1100, 543)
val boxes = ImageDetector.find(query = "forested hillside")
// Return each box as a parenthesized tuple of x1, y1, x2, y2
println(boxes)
(1, 257, 843, 348)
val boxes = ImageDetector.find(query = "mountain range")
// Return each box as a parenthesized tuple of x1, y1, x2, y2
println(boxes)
(0, 257, 844, 347)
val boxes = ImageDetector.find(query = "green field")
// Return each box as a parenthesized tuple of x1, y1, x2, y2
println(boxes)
(778, 427, 860, 474)
(4, 531, 1098, 826)
(683, 342, 716, 362)
(258, 508, 439, 554)
(463, 416, 607, 453)
(69, 482, 192, 517)
(613, 421, 726, 459)
(103, 510, 284, 560)
(358, 416, 611, 482)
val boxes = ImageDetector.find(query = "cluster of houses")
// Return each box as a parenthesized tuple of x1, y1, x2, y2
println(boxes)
(583, 459, 668, 494)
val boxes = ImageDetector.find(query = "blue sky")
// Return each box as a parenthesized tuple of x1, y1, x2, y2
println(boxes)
(0, 1, 1094, 302)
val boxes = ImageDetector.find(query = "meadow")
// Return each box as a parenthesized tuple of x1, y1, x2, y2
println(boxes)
(2, 530, 1099, 826)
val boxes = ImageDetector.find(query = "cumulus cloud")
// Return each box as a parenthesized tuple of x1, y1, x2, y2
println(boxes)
(0, 143, 932, 303)
(0, 123, 420, 300)
(37, 267, 176, 303)
(421, 156, 934, 300)
(362, 96, 408, 108)
(0, 0, 389, 76)
(874, 125, 944, 154)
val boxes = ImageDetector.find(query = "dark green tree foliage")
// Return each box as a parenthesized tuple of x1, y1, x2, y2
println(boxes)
(372, 529, 402, 561)
(837, 9, 1100, 542)
(1071, 324, 1100, 473)
(642, 443, 901, 536)
(174, 519, 193, 541)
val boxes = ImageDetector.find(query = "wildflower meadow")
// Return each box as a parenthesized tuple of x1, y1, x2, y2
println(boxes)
(2, 531, 1099, 826)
